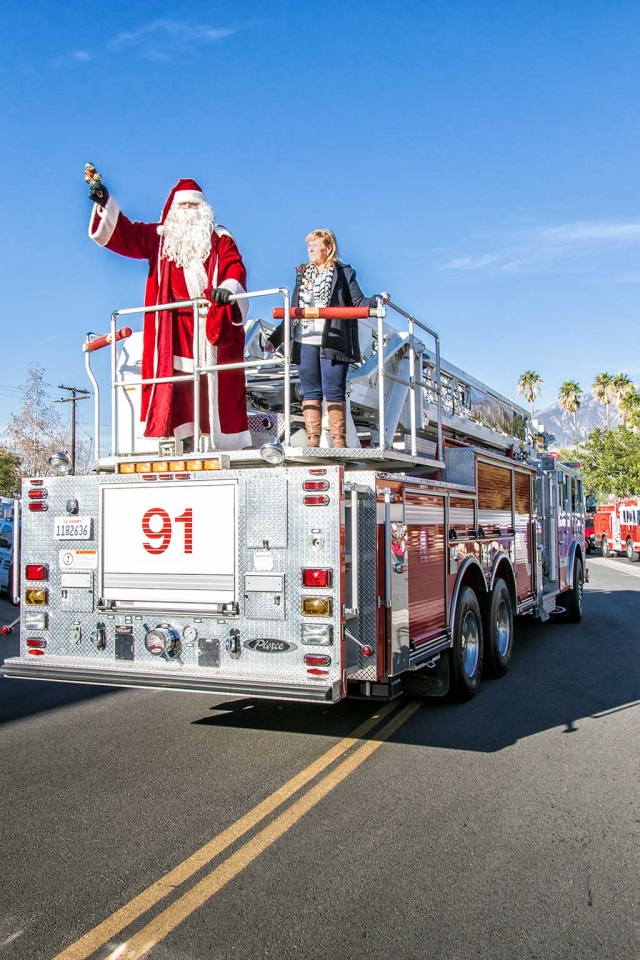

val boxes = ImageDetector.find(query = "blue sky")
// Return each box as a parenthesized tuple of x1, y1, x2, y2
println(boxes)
(1, 0, 640, 445)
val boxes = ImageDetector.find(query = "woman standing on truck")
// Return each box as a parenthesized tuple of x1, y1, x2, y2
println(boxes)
(266, 230, 389, 448)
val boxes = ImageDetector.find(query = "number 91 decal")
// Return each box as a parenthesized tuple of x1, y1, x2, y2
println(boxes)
(142, 508, 193, 555)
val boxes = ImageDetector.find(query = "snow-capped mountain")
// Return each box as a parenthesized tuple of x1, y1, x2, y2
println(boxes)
(536, 393, 619, 448)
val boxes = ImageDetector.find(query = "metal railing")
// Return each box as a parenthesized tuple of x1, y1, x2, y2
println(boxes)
(85, 289, 443, 463)
(383, 299, 443, 460)
(84, 289, 291, 458)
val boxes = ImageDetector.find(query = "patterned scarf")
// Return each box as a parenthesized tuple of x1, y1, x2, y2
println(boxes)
(298, 261, 335, 308)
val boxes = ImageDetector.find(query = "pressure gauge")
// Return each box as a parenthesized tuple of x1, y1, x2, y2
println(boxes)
(182, 624, 198, 643)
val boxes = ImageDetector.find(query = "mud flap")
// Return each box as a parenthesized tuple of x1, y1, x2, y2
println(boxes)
(402, 653, 450, 697)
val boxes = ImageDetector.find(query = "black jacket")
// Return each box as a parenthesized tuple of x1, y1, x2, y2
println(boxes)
(269, 261, 377, 364)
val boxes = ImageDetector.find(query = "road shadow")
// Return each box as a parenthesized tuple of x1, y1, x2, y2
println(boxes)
(193, 586, 640, 752)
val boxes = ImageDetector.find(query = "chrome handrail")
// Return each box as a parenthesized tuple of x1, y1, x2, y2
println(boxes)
(87, 288, 441, 463)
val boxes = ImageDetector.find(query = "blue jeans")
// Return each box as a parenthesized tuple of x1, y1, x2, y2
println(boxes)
(298, 345, 349, 402)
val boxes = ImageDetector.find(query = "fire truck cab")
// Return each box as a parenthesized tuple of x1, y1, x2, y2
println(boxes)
(595, 499, 640, 561)
(4, 291, 587, 703)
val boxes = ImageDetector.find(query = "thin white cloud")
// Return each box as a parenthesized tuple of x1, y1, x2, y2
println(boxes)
(436, 219, 640, 276)
(109, 19, 237, 60)
(52, 50, 92, 68)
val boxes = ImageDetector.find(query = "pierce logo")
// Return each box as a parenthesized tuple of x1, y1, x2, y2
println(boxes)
(244, 638, 296, 653)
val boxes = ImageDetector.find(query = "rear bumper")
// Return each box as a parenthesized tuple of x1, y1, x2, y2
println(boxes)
(2, 658, 341, 703)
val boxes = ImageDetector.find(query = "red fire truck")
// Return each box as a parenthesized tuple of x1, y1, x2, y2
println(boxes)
(4, 292, 587, 703)
(594, 499, 640, 561)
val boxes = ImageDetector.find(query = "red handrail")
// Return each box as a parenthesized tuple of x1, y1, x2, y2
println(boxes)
(84, 327, 133, 353)
(272, 307, 371, 320)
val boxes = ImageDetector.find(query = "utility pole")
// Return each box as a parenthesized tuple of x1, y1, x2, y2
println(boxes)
(56, 385, 91, 474)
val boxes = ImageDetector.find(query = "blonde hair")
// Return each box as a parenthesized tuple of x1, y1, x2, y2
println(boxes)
(305, 229, 339, 267)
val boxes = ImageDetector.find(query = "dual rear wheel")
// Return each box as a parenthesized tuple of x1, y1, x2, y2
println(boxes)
(449, 578, 513, 701)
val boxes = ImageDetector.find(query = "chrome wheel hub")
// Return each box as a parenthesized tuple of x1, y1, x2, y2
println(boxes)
(496, 598, 510, 657)
(461, 611, 479, 679)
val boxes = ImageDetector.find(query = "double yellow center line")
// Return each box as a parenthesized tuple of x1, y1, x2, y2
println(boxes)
(53, 698, 421, 960)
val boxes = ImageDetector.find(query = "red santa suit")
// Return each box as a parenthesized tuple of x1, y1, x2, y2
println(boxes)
(88, 178, 251, 449)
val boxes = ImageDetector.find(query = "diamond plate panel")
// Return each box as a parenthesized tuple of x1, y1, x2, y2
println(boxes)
(346, 472, 380, 682)
(246, 476, 288, 548)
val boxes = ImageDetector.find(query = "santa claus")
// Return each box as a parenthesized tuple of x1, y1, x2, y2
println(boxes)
(87, 172, 251, 450)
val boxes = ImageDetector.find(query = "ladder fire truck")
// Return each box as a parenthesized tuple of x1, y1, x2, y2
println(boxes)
(4, 289, 587, 702)
(594, 499, 640, 561)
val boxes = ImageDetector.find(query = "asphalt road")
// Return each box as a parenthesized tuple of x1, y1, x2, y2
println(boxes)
(0, 559, 638, 960)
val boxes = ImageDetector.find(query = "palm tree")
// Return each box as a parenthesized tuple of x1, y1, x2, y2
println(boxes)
(618, 387, 640, 428)
(612, 373, 634, 425)
(591, 372, 616, 429)
(558, 380, 583, 443)
(517, 371, 544, 423)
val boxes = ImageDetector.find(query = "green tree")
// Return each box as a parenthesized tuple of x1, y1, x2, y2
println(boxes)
(619, 389, 640, 430)
(0, 448, 21, 497)
(612, 373, 634, 425)
(576, 426, 640, 499)
(591, 372, 616, 430)
(557, 380, 583, 443)
(517, 370, 544, 422)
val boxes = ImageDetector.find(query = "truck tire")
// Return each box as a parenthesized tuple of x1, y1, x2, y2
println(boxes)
(558, 557, 584, 623)
(449, 586, 483, 701)
(601, 537, 610, 557)
(626, 539, 639, 562)
(484, 578, 513, 678)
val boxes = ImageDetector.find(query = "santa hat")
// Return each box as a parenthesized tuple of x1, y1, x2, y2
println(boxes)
(158, 178, 206, 225)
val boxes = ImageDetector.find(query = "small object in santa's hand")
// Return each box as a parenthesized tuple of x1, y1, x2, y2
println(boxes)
(84, 162, 102, 185)
(209, 287, 231, 306)
(85, 162, 109, 206)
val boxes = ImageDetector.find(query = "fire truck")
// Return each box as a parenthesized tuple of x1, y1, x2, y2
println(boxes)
(594, 499, 640, 560)
(3, 290, 587, 703)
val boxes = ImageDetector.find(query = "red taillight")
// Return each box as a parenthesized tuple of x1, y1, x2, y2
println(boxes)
(361, 644, 374, 658)
(27, 648, 46, 656)
(303, 495, 329, 506)
(302, 568, 332, 588)
(303, 480, 329, 491)
(27, 637, 46, 649)
(26, 564, 48, 581)
(27, 489, 48, 500)
(306, 667, 329, 676)
(28, 502, 48, 512)
(304, 654, 331, 666)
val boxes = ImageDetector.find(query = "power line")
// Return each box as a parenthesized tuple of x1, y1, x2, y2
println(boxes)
(55, 385, 91, 474)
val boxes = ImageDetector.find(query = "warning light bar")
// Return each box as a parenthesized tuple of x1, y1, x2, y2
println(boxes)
(118, 458, 220, 475)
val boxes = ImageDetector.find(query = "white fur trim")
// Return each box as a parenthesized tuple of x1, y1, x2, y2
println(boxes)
(173, 190, 205, 206)
(220, 278, 249, 322)
(183, 261, 209, 299)
(214, 224, 236, 242)
(173, 355, 194, 373)
(88, 195, 120, 246)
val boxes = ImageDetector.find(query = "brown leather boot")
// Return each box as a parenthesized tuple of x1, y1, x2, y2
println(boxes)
(302, 400, 322, 447)
(327, 402, 347, 448)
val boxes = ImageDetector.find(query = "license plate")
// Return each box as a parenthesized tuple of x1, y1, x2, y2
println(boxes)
(53, 517, 92, 540)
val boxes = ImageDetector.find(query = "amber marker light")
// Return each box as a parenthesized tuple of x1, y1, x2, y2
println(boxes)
(169, 460, 186, 471)
(152, 461, 170, 473)
(119, 462, 136, 474)
(203, 459, 221, 470)
(135, 462, 153, 473)
(186, 460, 204, 471)
(301, 597, 332, 617)
(25, 589, 48, 606)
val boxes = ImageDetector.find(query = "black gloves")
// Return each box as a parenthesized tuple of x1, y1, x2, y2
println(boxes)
(88, 182, 110, 207)
(209, 287, 232, 306)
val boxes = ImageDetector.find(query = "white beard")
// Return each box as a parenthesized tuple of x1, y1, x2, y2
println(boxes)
(161, 201, 215, 267)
